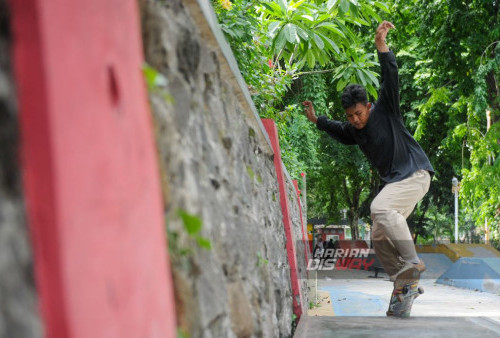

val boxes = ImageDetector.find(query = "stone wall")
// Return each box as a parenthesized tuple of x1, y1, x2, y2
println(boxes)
(140, 0, 309, 336)
(284, 174, 310, 306)
(0, 1, 42, 336)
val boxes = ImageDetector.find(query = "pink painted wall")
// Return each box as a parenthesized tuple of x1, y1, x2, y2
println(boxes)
(10, 0, 176, 336)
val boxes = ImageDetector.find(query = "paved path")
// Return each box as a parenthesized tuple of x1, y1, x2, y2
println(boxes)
(296, 269, 500, 337)
(321, 272, 500, 318)
(295, 316, 500, 337)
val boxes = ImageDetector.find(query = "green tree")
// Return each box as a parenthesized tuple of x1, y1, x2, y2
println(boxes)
(213, 0, 391, 241)
(386, 0, 500, 244)
(212, 0, 497, 244)
(214, 0, 389, 119)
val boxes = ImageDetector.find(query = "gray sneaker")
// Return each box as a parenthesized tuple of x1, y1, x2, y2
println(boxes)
(414, 259, 426, 273)
(390, 260, 426, 282)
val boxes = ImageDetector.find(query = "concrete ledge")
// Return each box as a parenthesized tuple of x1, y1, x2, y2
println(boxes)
(294, 316, 500, 337)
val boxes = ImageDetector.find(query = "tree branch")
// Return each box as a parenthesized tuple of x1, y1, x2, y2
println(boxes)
(342, 178, 353, 207)
(480, 40, 500, 64)
(294, 68, 336, 77)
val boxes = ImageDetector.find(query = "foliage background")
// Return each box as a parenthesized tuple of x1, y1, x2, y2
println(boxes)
(213, 0, 500, 246)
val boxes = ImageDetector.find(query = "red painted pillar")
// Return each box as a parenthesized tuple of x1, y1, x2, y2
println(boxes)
(293, 180, 310, 264)
(261, 119, 303, 319)
(9, 0, 176, 337)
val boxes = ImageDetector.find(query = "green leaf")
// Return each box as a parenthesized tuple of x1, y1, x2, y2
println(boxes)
(316, 32, 340, 54)
(327, 0, 339, 11)
(356, 68, 367, 85)
(285, 23, 299, 43)
(339, 0, 350, 13)
(143, 63, 157, 89)
(362, 69, 379, 87)
(361, 3, 382, 23)
(143, 63, 168, 90)
(316, 50, 327, 65)
(316, 22, 346, 38)
(336, 78, 347, 91)
(295, 56, 307, 69)
(373, 1, 390, 13)
(349, 2, 360, 18)
(331, 65, 345, 81)
(306, 50, 315, 68)
(453, 123, 468, 138)
(313, 33, 325, 49)
(318, 13, 332, 22)
(342, 15, 367, 27)
(367, 84, 378, 100)
(268, 21, 281, 36)
(296, 26, 309, 40)
(343, 67, 353, 80)
(274, 27, 288, 52)
(178, 328, 189, 338)
(196, 237, 212, 250)
(260, 2, 274, 12)
(290, 0, 306, 10)
(177, 209, 202, 235)
(335, 19, 357, 41)
(353, 16, 369, 26)
(277, 0, 288, 14)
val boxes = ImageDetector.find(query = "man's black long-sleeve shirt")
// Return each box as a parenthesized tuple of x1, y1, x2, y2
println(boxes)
(316, 51, 434, 183)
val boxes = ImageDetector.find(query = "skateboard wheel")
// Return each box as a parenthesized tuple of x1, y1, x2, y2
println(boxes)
(402, 286, 409, 295)
(418, 286, 424, 294)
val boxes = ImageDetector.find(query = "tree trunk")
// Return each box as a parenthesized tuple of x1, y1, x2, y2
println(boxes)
(410, 197, 430, 244)
(349, 208, 359, 240)
(342, 178, 364, 240)
(486, 71, 499, 123)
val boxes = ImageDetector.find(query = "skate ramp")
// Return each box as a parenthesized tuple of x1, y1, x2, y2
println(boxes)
(417, 253, 453, 279)
(417, 244, 500, 262)
(437, 257, 500, 294)
(467, 246, 500, 258)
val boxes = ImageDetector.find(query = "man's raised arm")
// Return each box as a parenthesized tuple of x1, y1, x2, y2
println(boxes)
(302, 101, 356, 145)
(375, 21, 394, 52)
(375, 21, 400, 116)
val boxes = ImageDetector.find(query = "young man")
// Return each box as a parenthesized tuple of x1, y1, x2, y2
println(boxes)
(302, 21, 434, 281)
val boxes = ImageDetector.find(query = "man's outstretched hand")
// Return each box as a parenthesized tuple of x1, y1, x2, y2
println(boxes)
(302, 101, 318, 124)
(375, 21, 395, 52)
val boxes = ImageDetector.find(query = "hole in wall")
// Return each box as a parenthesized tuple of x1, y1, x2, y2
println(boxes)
(107, 64, 121, 111)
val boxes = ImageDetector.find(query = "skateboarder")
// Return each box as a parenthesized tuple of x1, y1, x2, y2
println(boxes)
(302, 21, 434, 282)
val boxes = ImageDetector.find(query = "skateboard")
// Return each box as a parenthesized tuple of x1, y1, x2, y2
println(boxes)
(386, 266, 424, 318)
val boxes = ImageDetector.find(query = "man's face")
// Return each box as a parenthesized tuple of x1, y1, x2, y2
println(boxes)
(345, 102, 371, 130)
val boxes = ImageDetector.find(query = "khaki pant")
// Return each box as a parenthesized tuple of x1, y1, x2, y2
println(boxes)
(370, 170, 431, 278)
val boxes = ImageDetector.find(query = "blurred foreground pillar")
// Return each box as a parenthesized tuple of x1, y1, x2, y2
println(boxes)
(9, 0, 177, 336)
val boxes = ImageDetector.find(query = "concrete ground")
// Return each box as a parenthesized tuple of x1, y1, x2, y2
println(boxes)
(295, 316, 500, 337)
(296, 269, 500, 337)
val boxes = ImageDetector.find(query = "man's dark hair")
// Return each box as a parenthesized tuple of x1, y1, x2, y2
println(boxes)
(341, 84, 368, 109)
